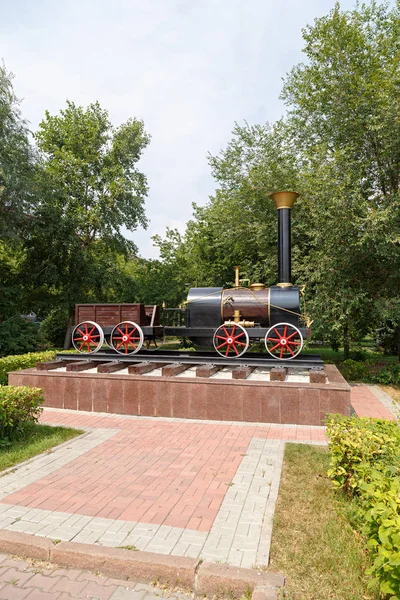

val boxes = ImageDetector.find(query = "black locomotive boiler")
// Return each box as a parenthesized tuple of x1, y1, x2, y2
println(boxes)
(71, 191, 310, 360)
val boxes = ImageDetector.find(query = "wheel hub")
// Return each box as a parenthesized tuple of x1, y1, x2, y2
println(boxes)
(280, 339, 287, 345)
(227, 337, 233, 344)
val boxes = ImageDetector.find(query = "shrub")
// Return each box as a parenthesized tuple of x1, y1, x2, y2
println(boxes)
(40, 307, 69, 347)
(0, 385, 44, 440)
(0, 350, 56, 385)
(349, 349, 369, 362)
(0, 316, 42, 357)
(327, 415, 400, 598)
(338, 359, 371, 382)
(373, 364, 400, 386)
(359, 471, 400, 598)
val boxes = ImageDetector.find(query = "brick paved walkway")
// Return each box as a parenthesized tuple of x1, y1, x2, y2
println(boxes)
(0, 409, 326, 569)
(0, 383, 395, 594)
(351, 385, 397, 420)
(0, 553, 190, 600)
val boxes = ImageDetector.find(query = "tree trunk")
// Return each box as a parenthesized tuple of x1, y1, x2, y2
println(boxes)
(343, 321, 350, 360)
(63, 312, 74, 350)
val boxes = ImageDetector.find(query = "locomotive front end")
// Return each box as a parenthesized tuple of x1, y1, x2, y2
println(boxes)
(185, 190, 308, 359)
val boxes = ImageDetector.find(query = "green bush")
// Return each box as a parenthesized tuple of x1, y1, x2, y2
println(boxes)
(0, 350, 56, 385)
(0, 316, 42, 357)
(40, 307, 69, 347)
(327, 415, 400, 598)
(373, 364, 400, 386)
(338, 359, 371, 382)
(0, 385, 44, 440)
(349, 349, 369, 362)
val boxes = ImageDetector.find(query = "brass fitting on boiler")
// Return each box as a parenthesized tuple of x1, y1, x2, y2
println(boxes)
(224, 320, 255, 328)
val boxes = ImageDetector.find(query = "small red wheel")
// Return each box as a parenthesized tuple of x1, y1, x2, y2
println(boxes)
(72, 321, 104, 354)
(265, 322, 303, 360)
(213, 324, 249, 358)
(109, 321, 144, 355)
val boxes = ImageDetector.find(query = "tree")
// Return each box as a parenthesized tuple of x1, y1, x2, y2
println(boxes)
(153, 2, 400, 358)
(21, 101, 150, 341)
(281, 0, 400, 357)
(0, 63, 36, 238)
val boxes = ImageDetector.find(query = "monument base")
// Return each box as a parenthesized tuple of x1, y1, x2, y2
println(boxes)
(9, 364, 350, 426)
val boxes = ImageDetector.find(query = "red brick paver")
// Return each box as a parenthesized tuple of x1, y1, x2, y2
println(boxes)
(3, 411, 326, 532)
(351, 386, 395, 420)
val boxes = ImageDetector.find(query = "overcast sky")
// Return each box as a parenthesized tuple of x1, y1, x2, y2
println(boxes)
(1, 0, 358, 258)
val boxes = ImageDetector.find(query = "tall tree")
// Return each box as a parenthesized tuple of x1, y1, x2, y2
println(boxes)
(22, 101, 150, 337)
(281, 0, 400, 356)
(0, 63, 35, 239)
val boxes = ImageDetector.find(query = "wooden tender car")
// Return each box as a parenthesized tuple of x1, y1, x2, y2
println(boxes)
(72, 303, 161, 354)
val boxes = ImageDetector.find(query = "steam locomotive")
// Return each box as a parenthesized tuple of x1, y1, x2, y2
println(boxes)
(71, 192, 310, 361)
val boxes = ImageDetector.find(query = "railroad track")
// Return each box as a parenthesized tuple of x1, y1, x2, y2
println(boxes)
(55, 350, 323, 370)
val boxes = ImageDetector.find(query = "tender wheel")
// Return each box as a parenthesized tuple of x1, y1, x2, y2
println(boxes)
(72, 321, 104, 354)
(213, 324, 249, 358)
(110, 321, 144, 355)
(265, 322, 303, 360)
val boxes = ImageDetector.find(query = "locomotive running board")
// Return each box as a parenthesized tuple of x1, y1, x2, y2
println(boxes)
(56, 350, 324, 370)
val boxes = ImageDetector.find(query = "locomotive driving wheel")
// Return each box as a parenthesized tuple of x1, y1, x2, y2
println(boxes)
(265, 322, 303, 360)
(213, 324, 249, 358)
(109, 321, 144, 355)
(72, 321, 104, 354)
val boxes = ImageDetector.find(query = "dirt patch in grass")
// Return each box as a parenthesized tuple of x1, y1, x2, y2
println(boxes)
(0, 424, 83, 472)
(380, 384, 400, 406)
(268, 443, 378, 600)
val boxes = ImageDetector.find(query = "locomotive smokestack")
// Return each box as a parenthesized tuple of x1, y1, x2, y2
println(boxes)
(269, 191, 299, 287)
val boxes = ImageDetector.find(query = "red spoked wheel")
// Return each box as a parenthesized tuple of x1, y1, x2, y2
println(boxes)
(109, 321, 144, 355)
(265, 322, 303, 360)
(72, 321, 104, 354)
(213, 324, 249, 358)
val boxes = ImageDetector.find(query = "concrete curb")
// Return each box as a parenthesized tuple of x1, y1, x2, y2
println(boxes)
(0, 530, 284, 598)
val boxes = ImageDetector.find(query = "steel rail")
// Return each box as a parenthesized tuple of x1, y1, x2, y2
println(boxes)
(56, 350, 324, 370)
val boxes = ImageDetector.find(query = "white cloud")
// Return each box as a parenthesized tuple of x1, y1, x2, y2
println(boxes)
(1, 0, 358, 257)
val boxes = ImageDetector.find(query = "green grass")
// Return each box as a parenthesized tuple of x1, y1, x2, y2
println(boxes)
(302, 345, 398, 364)
(268, 443, 379, 600)
(0, 424, 83, 472)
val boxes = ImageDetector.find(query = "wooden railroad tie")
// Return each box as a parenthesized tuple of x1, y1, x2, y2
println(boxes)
(309, 368, 326, 384)
(196, 364, 221, 378)
(270, 367, 287, 382)
(231, 366, 255, 380)
(127, 362, 166, 375)
(37, 360, 70, 371)
(162, 363, 191, 377)
(66, 360, 103, 372)
(97, 361, 126, 374)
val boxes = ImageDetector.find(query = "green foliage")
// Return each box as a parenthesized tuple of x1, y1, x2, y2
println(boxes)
(0, 350, 56, 385)
(338, 359, 400, 385)
(327, 415, 400, 598)
(39, 307, 69, 347)
(0, 316, 42, 357)
(152, 1, 400, 356)
(339, 359, 370, 382)
(20, 100, 150, 320)
(0, 385, 43, 440)
(327, 415, 400, 495)
(373, 365, 400, 386)
(376, 318, 400, 357)
(0, 63, 36, 239)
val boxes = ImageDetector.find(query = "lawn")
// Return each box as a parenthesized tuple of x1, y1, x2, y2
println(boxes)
(0, 424, 83, 472)
(268, 443, 378, 600)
